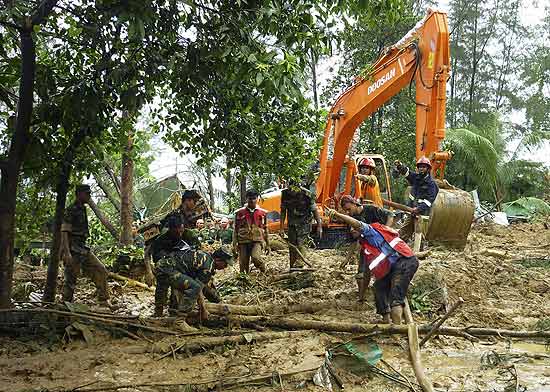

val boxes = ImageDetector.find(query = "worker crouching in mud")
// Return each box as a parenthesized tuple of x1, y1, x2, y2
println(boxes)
(325, 207, 418, 324)
(340, 195, 395, 303)
(151, 215, 233, 330)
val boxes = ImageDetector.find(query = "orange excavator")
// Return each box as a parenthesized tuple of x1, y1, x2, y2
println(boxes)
(260, 9, 474, 248)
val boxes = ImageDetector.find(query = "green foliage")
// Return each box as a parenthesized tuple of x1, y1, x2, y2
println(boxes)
(444, 127, 499, 196)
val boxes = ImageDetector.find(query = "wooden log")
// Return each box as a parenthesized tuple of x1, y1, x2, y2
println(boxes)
(126, 330, 311, 356)
(403, 300, 434, 392)
(419, 297, 464, 347)
(109, 272, 155, 292)
(219, 314, 550, 340)
(0, 308, 177, 335)
(204, 300, 376, 316)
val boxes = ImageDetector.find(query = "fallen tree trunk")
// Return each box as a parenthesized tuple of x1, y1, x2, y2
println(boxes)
(204, 301, 347, 316)
(126, 330, 311, 357)
(220, 315, 550, 340)
(109, 272, 154, 292)
(0, 308, 177, 335)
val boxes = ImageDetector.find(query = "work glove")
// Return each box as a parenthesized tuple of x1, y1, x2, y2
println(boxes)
(324, 207, 337, 219)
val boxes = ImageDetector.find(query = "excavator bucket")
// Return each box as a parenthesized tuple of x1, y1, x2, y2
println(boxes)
(424, 186, 475, 248)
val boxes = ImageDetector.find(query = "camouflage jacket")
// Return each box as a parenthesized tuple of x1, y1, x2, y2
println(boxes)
(281, 187, 317, 226)
(63, 201, 89, 242)
(156, 248, 215, 284)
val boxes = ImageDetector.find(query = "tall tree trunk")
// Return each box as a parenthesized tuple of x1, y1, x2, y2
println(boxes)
(310, 49, 318, 111)
(119, 127, 134, 246)
(88, 198, 119, 240)
(93, 172, 121, 212)
(239, 174, 246, 207)
(467, 2, 479, 125)
(43, 128, 87, 302)
(225, 163, 233, 212)
(0, 28, 36, 308)
(206, 166, 215, 211)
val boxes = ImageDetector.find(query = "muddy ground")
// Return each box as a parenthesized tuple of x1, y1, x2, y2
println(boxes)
(1, 222, 549, 392)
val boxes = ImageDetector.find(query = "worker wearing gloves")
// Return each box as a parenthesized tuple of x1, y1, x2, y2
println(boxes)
(356, 157, 383, 207)
(393, 157, 439, 242)
(325, 207, 418, 324)
(340, 195, 395, 303)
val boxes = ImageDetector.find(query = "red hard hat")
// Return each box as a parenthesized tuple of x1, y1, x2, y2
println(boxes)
(340, 195, 360, 207)
(416, 156, 432, 168)
(359, 157, 376, 168)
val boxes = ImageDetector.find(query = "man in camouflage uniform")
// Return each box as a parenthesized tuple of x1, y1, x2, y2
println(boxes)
(280, 182, 322, 268)
(151, 215, 233, 322)
(61, 184, 110, 305)
(176, 189, 211, 229)
(216, 217, 233, 244)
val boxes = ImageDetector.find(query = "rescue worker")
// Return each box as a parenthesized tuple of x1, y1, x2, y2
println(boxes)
(151, 215, 233, 322)
(61, 184, 111, 306)
(216, 217, 234, 244)
(356, 157, 383, 207)
(393, 157, 439, 242)
(325, 207, 418, 324)
(340, 195, 395, 302)
(232, 189, 268, 273)
(280, 181, 322, 268)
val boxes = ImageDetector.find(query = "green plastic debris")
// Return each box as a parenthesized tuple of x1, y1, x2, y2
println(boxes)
(342, 342, 383, 366)
(503, 197, 550, 218)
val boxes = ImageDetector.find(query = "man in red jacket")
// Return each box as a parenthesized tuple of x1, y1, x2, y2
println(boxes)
(325, 207, 419, 324)
(232, 189, 269, 273)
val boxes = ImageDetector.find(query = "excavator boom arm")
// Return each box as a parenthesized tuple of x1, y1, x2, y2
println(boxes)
(316, 10, 450, 204)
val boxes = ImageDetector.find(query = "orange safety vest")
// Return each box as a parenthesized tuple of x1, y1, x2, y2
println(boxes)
(360, 222, 413, 280)
(358, 176, 383, 207)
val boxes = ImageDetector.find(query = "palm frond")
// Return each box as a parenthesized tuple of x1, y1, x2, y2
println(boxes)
(444, 127, 499, 194)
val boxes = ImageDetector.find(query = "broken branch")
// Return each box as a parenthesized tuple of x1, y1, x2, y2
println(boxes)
(420, 297, 464, 347)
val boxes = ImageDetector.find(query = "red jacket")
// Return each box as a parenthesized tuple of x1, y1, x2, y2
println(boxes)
(360, 223, 413, 279)
(235, 207, 267, 243)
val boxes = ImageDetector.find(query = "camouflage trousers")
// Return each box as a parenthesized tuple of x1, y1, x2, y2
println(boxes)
(63, 243, 109, 303)
(238, 242, 265, 273)
(287, 223, 310, 268)
(373, 256, 418, 315)
(154, 264, 203, 317)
